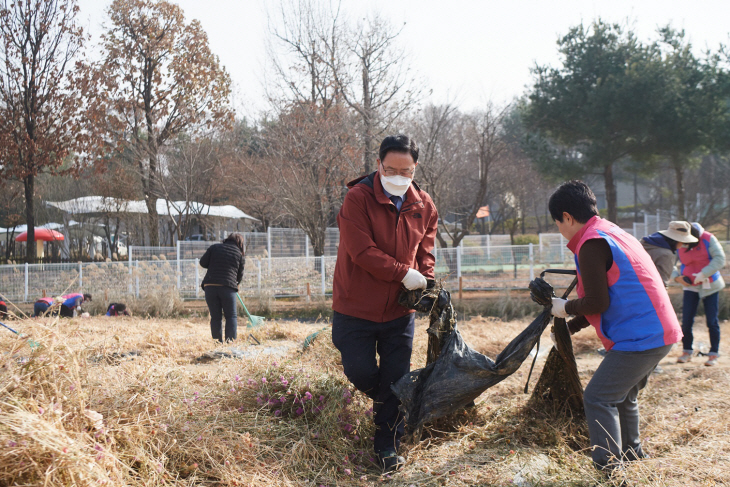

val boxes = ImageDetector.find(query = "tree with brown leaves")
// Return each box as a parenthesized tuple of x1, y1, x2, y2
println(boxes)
(99, 0, 233, 245)
(0, 0, 95, 262)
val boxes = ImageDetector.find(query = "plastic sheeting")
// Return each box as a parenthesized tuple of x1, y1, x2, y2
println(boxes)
(392, 279, 553, 433)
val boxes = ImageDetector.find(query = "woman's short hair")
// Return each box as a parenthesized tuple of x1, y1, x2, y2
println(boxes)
(548, 180, 599, 223)
(224, 233, 245, 255)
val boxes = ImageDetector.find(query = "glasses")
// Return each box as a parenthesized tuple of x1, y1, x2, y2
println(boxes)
(381, 163, 415, 178)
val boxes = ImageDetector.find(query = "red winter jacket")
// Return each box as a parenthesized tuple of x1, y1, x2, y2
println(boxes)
(332, 171, 438, 322)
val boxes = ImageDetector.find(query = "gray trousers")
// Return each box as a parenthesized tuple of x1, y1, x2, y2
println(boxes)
(583, 343, 672, 468)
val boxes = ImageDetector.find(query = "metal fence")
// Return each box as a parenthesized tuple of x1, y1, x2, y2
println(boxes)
(4, 235, 729, 305)
(116, 217, 680, 263)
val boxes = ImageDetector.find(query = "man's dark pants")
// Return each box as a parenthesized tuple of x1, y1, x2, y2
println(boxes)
(204, 286, 238, 342)
(332, 311, 415, 455)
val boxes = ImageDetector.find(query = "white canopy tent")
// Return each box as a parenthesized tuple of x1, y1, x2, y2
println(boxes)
(0, 222, 65, 236)
(46, 196, 258, 221)
(45, 196, 259, 249)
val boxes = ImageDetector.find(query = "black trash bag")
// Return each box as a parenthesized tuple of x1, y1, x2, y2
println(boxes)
(398, 280, 454, 365)
(392, 278, 554, 433)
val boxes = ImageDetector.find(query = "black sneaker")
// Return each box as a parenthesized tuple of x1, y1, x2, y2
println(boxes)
(378, 450, 405, 473)
(594, 462, 627, 487)
(623, 447, 648, 462)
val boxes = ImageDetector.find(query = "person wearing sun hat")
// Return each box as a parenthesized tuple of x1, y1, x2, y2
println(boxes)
(640, 221, 698, 287)
(671, 222, 726, 367)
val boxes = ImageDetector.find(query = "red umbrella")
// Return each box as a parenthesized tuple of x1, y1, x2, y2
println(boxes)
(15, 228, 65, 242)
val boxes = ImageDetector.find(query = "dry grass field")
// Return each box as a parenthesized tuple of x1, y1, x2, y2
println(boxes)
(1, 308, 728, 486)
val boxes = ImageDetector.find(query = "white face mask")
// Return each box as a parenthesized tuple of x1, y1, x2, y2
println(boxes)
(380, 174, 412, 197)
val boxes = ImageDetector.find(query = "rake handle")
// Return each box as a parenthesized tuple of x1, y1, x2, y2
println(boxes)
(0, 321, 19, 335)
(235, 292, 256, 325)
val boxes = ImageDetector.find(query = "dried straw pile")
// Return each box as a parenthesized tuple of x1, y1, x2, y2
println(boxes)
(1, 313, 729, 486)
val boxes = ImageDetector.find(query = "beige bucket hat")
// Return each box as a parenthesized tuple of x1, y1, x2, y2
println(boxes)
(658, 221, 698, 243)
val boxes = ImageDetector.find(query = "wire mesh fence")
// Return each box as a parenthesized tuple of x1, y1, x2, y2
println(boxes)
(632, 209, 675, 240)
(135, 224, 669, 264)
(3, 238, 729, 305)
(128, 246, 177, 261)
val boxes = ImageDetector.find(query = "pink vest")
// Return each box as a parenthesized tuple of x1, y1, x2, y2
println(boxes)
(568, 216, 682, 351)
(678, 230, 721, 285)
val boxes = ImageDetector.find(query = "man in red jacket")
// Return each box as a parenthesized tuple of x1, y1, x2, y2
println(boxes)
(332, 134, 438, 473)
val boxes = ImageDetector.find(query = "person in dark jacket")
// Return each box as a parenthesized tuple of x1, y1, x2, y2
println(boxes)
(0, 300, 7, 319)
(331, 134, 438, 473)
(200, 233, 245, 342)
(640, 221, 698, 287)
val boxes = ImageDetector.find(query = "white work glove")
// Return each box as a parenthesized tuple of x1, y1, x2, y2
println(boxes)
(692, 272, 707, 285)
(81, 312, 90, 319)
(402, 268, 428, 290)
(76, 305, 82, 312)
(550, 320, 569, 348)
(551, 297, 569, 318)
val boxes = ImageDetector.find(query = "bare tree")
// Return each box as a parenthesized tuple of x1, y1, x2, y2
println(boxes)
(408, 103, 469, 248)
(99, 0, 233, 245)
(329, 12, 422, 174)
(265, 0, 342, 110)
(215, 119, 277, 231)
(157, 135, 228, 241)
(0, 179, 24, 262)
(0, 0, 96, 261)
(256, 0, 359, 257)
(413, 103, 509, 247)
(252, 103, 358, 257)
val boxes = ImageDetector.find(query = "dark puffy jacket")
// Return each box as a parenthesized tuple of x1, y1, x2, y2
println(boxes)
(200, 242, 245, 290)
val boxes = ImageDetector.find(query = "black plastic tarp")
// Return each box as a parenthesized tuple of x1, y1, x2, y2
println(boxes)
(392, 280, 553, 432)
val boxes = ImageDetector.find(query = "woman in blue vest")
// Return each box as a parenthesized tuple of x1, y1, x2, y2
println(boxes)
(671, 222, 725, 366)
(549, 181, 682, 477)
(33, 297, 55, 317)
(58, 293, 92, 318)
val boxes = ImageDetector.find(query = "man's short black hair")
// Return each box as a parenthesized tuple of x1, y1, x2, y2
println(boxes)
(83, 293, 92, 302)
(548, 180, 599, 223)
(378, 134, 419, 163)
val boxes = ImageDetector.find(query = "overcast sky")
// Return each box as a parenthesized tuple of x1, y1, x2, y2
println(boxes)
(76, 0, 730, 116)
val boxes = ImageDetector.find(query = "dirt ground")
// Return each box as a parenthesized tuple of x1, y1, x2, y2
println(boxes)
(2, 308, 729, 486)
